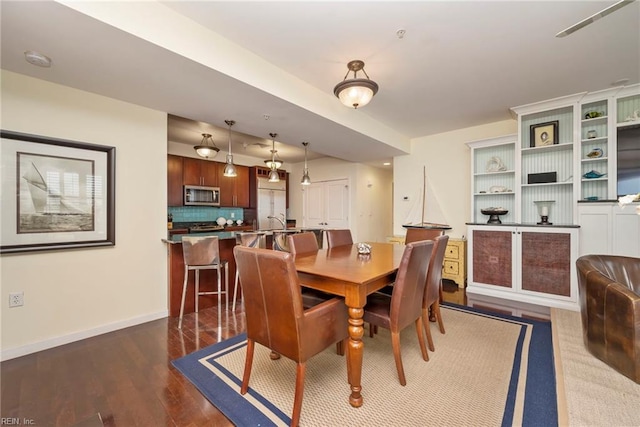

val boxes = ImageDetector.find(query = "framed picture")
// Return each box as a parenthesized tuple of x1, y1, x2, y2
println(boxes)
(530, 121, 559, 147)
(1, 130, 115, 254)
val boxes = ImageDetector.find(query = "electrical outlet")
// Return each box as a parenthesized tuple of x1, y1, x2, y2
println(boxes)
(230, 212, 235, 219)
(9, 292, 24, 307)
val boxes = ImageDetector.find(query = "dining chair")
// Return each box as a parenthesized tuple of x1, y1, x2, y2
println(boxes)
(231, 232, 263, 312)
(234, 246, 349, 427)
(363, 240, 434, 386)
(422, 235, 449, 351)
(287, 232, 319, 257)
(404, 227, 443, 244)
(325, 229, 353, 248)
(178, 235, 228, 330)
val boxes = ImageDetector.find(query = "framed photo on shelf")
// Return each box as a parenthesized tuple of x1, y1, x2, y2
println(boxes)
(0, 130, 116, 254)
(530, 121, 559, 147)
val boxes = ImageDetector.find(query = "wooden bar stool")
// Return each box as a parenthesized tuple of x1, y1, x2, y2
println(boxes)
(178, 235, 228, 329)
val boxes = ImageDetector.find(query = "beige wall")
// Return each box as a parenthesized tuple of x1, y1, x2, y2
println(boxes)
(0, 71, 168, 360)
(394, 119, 518, 238)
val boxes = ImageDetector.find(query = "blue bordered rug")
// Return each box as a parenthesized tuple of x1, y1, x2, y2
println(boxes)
(172, 303, 557, 426)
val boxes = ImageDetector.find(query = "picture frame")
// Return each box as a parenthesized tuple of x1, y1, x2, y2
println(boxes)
(1, 130, 115, 254)
(530, 121, 559, 148)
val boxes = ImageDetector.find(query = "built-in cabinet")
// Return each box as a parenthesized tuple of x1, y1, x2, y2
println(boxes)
(218, 164, 250, 207)
(467, 225, 578, 310)
(578, 202, 640, 257)
(168, 154, 183, 207)
(182, 157, 218, 187)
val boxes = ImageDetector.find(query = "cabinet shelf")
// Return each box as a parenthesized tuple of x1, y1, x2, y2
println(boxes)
(581, 136, 607, 143)
(474, 170, 515, 177)
(521, 181, 572, 188)
(521, 143, 573, 154)
(617, 121, 640, 128)
(581, 157, 608, 163)
(581, 116, 608, 124)
(581, 177, 607, 182)
(475, 192, 515, 196)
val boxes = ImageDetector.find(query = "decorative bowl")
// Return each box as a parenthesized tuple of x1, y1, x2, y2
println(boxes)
(586, 148, 603, 158)
(216, 217, 227, 226)
(582, 170, 606, 179)
(481, 208, 508, 224)
(236, 219, 243, 225)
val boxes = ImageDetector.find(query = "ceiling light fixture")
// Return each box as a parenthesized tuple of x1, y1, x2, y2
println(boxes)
(333, 60, 379, 109)
(264, 133, 283, 170)
(301, 142, 311, 186)
(267, 133, 280, 182)
(223, 119, 237, 177)
(194, 133, 220, 159)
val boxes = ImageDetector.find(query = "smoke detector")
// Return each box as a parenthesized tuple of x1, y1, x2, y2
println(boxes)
(24, 51, 52, 68)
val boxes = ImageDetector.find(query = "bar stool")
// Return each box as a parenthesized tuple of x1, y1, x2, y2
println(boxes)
(231, 232, 263, 311)
(178, 235, 228, 329)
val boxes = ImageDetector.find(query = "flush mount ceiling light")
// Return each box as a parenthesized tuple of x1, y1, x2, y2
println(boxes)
(333, 60, 379, 109)
(301, 142, 311, 186)
(24, 50, 52, 68)
(194, 133, 220, 159)
(267, 133, 280, 183)
(223, 119, 237, 177)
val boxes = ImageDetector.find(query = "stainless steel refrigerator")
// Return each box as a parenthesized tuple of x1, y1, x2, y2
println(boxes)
(257, 177, 287, 230)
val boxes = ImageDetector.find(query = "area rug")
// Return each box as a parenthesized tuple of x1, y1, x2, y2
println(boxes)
(172, 304, 556, 426)
(552, 308, 640, 426)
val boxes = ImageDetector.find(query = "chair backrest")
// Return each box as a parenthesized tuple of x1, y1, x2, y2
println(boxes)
(233, 246, 306, 360)
(390, 240, 434, 330)
(287, 232, 319, 257)
(182, 235, 221, 266)
(326, 229, 353, 248)
(404, 228, 443, 244)
(235, 232, 262, 248)
(423, 235, 450, 309)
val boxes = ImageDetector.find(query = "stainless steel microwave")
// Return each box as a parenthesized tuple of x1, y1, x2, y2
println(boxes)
(184, 185, 220, 206)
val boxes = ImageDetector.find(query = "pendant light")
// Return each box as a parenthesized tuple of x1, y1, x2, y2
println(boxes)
(267, 133, 280, 183)
(333, 60, 379, 109)
(301, 142, 311, 186)
(194, 133, 220, 159)
(223, 119, 237, 177)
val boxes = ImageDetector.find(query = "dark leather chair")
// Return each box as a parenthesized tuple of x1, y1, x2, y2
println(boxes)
(363, 240, 434, 386)
(325, 229, 353, 248)
(287, 232, 319, 257)
(576, 254, 640, 383)
(405, 228, 443, 244)
(422, 235, 449, 351)
(234, 246, 349, 426)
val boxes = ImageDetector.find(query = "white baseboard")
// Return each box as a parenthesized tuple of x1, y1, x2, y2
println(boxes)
(0, 310, 169, 361)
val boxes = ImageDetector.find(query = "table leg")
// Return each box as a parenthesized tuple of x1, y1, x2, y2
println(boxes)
(346, 306, 364, 407)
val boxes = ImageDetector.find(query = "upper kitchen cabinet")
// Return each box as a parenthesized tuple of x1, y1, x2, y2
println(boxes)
(218, 164, 250, 207)
(167, 155, 183, 207)
(183, 157, 219, 187)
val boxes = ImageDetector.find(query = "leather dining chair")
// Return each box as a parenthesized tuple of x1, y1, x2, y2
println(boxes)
(178, 235, 228, 330)
(231, 232, 263, 312)
(405, 227, 443, 244)
(363, 240, 434, 386)
(325, 229, 353, 248)
(234, 246, 349, 427)
(422, 235, 449, 351)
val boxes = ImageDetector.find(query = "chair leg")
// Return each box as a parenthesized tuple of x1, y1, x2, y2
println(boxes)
(415, 318, 429, 361)
(224, 262, 229, 311)
(390, 331, 406, 386)
(291, 362, 307, 427)
(422, 308, 435, 352)
(216, 266, 222, 330)
(432, 301, 445, 334)
(232, 270, 240, 312)
(241, 339, 255, 395)
(194, 269, 200, 313)
(178, 267, 190, 329)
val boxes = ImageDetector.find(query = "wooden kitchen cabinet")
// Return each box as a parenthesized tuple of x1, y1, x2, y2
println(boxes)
(183, 157, 218, 187)
(167, 154, 183, 206)
(442, 238, 466, 288)
(218, 164, 250, 207)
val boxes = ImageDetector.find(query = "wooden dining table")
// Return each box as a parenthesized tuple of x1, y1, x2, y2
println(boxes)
(294, 241, 405, 408)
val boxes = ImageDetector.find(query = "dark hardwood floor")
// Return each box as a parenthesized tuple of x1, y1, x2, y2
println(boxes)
(0, 282, 548, 426)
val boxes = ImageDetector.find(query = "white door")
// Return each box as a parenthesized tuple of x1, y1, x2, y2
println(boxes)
(303, 179, 349, 229)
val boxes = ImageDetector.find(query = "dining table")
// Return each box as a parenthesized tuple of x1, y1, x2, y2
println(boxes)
(294, 241, 405, 408)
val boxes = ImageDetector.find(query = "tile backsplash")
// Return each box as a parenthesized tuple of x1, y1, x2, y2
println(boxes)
(168, 206, 243, 223)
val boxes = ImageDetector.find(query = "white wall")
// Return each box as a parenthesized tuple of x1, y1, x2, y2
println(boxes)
(394, 119, 518, 238)
(288, 157, 393, 243)
(0, 71, 168, 360)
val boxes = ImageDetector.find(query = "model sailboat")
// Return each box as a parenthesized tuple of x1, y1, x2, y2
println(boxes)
(403, 166, 451, 230)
